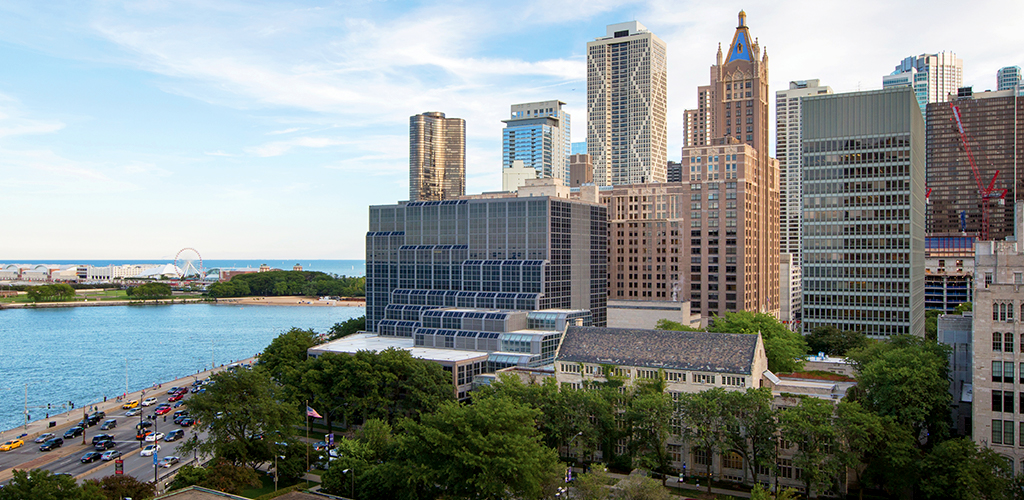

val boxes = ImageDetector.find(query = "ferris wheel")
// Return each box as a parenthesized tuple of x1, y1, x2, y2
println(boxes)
(175, 248, 204, 280)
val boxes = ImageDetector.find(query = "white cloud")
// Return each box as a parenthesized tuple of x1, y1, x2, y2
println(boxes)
(246, 136, 345, 157)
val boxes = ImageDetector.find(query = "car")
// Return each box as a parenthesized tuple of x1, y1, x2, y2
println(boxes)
(141, 397, 158, 407)
(140, 444, 160, 456)
(99, 419, 117, 430)
(63, 427, 84, 439)
(313, 441, 328, 451)
(168, 393, 183, 403)
(122, 400, 139, 409)
(81, 451, 102, 463)
(145, 432, 165, 442)
(87, 412, 105, 425)
(166, 386, 180, 395)
(92, 434, 115, 445)
(178, 418, 195, 427)
(34, 433, 55, 443)
(101, 449, 121, 461)
(0, 439, 24, 452)
(94, 439, 116, 451)
(194, 387, 206, 394)
(172, 410, 188, 420)
(125, 408, 142, 417)
(155, 406, 173, 415)
(78, 419, 95, 428)
(158, 456, 180, 468)
(165, 429, 184, 442)
(136, 430, 152, 441)
(173, 401, 184, 408)
(176, 386, 189, 395)
(39, 437, 63, 451)
(135, 421, 153, 430)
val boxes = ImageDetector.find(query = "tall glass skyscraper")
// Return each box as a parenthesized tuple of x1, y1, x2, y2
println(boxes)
(882, 52, 963, 115)
(800, 87, 926, 338)
(409, 112, 465, 202)
(997, 66, 1021, 92)
(502, 101, 570, 185)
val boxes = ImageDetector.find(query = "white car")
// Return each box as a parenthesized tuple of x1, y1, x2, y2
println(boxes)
(140, 444, 160, 456)
(159, 456, 180, 468)
(145, 432, 165, 442)
(141, 398, 158, 407)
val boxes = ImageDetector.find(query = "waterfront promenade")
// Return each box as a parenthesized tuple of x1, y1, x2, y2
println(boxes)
(0, 357, 254, 484)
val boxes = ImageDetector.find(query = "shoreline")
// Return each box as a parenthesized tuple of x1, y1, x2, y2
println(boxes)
(1, 295, 365, 310)
(0, 357, 256, 484)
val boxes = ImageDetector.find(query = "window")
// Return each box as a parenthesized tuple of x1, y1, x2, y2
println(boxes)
(1008, 333, 1016, 353)
(723, 452, 743, 469)
(994, 390, 1003, 412)
(994, 361, 1004, 382)
(1007, 420, 1016, 446)
(1006, 392, 1016, 413)
(1006, 361, 1015, 382)
(994, 332, 1003, 352)
(993, 420, 1003, 444)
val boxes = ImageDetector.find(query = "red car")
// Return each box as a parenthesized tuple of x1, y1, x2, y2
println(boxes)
(168, 393, 184, 402)
(155, 405, 173, 415)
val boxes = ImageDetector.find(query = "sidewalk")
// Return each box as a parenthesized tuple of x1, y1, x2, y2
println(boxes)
(0, 357, 254, 484)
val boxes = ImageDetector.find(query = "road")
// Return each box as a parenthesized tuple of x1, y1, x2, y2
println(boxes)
(0, 364, 235, 490)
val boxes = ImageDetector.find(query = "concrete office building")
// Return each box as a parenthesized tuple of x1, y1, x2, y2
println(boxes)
(603, 140, 779, 320)
(972, 204, 1024, 471)
(938, 312, 973, 436)
(587, 21, 668, 186)
(776, 80, 833, 262)
(800, 87, 926, 338)
(569, 154, 594, 187)
(502, 100, 570, 184)
(998, 66, 1021, 92)
(779, 253, 801, 329)
(882, 52, 963, 114)
(502, 160, 536, 192)
(666, 161, 682, 183)
(926, 88, 1023, 241)
(925, 236, 975, 312)
(409, 112, 465, 202)
(365, 191, 608, 333)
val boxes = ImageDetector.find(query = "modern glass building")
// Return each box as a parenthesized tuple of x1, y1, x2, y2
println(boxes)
(800, 87, 926, 338)
(409, 111, 465, 202)
(997, 66, 1021, 92)
(365, 193, 608, 332)
(882, 52, 963, 116)
(502, 101, 571, 185)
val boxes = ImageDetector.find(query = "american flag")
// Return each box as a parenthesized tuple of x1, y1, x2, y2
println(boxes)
(306, 405, 322, 419)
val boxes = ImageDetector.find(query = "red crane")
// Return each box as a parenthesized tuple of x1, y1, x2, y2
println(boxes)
(949, 102, 1008, 241)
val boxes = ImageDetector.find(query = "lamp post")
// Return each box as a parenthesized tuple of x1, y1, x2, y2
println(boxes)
(566, 431, 583, 482)
(342, 468, 355, 499)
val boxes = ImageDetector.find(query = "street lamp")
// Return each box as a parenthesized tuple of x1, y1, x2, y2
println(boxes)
(342, 468, 355, 499)
(566, 431, 583, 482)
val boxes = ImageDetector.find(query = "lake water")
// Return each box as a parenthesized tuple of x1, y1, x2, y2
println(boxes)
(1, 259, 366, 277)
(0, 304, 364, 432)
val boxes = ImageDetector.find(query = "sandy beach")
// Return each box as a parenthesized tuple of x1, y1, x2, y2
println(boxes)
(214, 296, 365, 307)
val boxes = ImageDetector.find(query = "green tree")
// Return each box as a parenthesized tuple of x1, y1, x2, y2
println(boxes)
(200, 458, 262, 495)
(955, 302, 972, 313)
(257, 327, 319, 393)
(834, 401, 917, 500)
(778, 398, 842, 498)
(357, 418, 394, 461)
(924, 309, 941, 341)
(707, 311, 807, 372)
(83, 475, 155, 500)
(0, 469, 104, 500)
(919, 438, 1013, 500)
(847, 335, 952, 445)
(400, 396, 562, 500)
(574, 465, 611, 500)
(26, 284, 76, 302)
(126, 282, 172, 300)
(625, 391, 673, 472)
(676, 388, 731, 493)
(725, 388, 778, 486)
(612, 474, 671, 500)
(166, 464, 208, 491)
(328, 316, 366, 340)
(805, 326, 869, 356)
(654, 319, 701, 332)
(182, 368, 300, 469)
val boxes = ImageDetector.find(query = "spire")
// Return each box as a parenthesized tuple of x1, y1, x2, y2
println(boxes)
(726, 11, 753, 64)
(717, 43, 723, 66)
(739, 10, 746, 27)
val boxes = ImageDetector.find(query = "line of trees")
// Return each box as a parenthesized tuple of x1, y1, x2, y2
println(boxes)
(207, 270, 364, 298)
(25, 283, 76, 302)
(124, 282, 172, 299)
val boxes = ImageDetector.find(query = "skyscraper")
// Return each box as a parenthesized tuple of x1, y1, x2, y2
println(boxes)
(409, 112, 465, 202)
(997, 66, 1021, 92)
(882, 52, 963, 114)
(680, 10, 779, 319)
(586, 21, 668, 186)
(776, 80, 833, 262)
(926, 89, 1023, 241)
(801, 87, 926, 338)
(502, 100, 570, 184)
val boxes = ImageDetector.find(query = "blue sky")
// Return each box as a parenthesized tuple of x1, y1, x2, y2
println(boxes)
(1, 0, 1021, 260)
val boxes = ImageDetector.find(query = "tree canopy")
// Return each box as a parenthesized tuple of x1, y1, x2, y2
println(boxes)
(805, 325, 870, 356)
(125, 282, 172, 299)
(707, 311, 808, 372)
(919, 438, 1013, 500)
(26, 284, 76, 302)
(209, 270, 364, 298)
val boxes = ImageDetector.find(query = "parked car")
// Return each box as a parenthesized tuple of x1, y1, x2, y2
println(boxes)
(81, 451, 102, 463)
(99, 419, 117, 430)
(92, 434, 115, 445)
(94, 439, 116, 451)
(39, 437, 63, 451)
(165, 429, 184, 442)
(122, 400, 139, 409)
(140, 444, 160, 456)
(34, 433, 55, 443)
(141, 397, 158, 407)
(63, 427, 84, 439)
(101, 449, 121, 461)
(0, 439, 24, 452)
(158, 456, 180, 468)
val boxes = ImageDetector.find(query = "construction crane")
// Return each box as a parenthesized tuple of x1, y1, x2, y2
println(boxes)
(949, 102, 1008, 241)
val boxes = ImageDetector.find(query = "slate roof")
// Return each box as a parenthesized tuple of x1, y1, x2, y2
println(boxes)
(557, 326, 760, 375)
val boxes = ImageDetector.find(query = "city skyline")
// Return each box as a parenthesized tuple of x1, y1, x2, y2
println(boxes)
(1, 1, 1022, 259)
